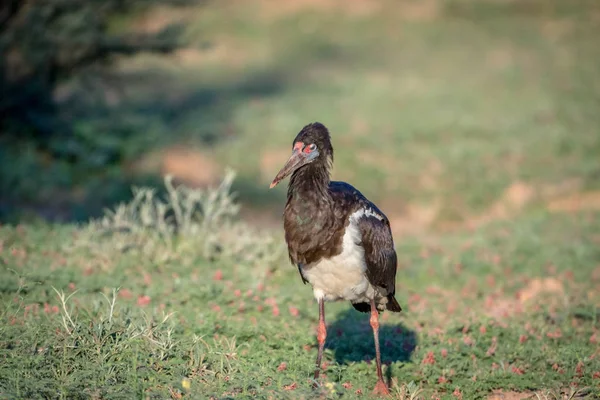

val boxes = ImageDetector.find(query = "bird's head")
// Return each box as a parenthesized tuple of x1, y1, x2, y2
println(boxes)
(269, 122, 333, 189)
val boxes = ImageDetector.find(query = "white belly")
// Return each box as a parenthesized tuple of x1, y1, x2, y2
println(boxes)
(300, 210, 383, 303)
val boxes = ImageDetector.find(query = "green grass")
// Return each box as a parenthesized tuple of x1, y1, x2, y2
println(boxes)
(1, 178, 599, 399)
(2, 0, 600, 398)
(2, 0, 600, 224)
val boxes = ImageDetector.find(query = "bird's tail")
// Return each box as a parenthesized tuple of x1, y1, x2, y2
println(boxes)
(386, 294, 402, 312)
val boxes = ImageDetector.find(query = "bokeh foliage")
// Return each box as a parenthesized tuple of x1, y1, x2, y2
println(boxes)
(0, 0, 197, 221)
(0, 0, 189, 144)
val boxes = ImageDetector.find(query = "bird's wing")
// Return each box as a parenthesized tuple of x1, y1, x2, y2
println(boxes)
(329, 181, 398, 294)
(357, 210, 398, 295)
(297, 264, 309, 284)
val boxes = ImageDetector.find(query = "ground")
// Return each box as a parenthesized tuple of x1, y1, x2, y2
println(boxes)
(1, 0, 600, 398)
(0, 180, 599, 399)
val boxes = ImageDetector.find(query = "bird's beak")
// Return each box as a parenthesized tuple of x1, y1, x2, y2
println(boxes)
(269, 149, 306, 189)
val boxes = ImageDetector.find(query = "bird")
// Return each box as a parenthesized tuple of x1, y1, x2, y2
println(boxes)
(269, 122, 402, 396)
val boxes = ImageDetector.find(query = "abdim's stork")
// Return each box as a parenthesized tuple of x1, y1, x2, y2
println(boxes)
(269, 122, 402, 395)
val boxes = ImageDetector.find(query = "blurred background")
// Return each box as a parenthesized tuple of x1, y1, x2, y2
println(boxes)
(1, 0, 599, 233)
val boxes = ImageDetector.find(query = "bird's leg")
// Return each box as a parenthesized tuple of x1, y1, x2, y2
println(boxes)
(370, 299, 390, 396)
(313, 297, 327, 383)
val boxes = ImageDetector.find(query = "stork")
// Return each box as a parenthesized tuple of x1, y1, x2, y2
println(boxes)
(269, 122, 402, 395)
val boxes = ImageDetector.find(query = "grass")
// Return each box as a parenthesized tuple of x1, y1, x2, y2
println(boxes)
(2, 0, 600, 398)
(1, 176, 599, 399)
(2, 0, 600, 225)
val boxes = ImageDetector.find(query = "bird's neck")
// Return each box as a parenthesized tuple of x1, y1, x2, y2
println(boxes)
(287, 162, 331, 206)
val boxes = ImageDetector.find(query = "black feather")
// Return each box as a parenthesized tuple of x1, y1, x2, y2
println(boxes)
(281, 122, 402, 313)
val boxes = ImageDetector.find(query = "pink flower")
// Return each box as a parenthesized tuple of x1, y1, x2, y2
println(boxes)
(511, 366, 524, 375)
(486, 337, 497, 356)
(213, 270, 223, 281)
(547, 329, 562, 339)
(422, 351, 436, 365)
(264, 297, 277, 306)
(452, 388, 462, 399)
(289, 306, 299, 317)
(462, 335, 474, 346)
(137, 295, 151, 307)
(519, 334, 528, 344)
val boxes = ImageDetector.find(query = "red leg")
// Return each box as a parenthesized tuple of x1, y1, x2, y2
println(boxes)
(314, 298, 327, 383)
(370, 299, 390, 396)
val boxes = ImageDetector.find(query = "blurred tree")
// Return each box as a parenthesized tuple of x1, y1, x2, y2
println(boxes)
(0, 0, 192, 155)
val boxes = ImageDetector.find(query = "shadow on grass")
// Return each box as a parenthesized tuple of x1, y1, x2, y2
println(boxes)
(326, 307, 416, 381)
(0, 16, 353, 224)
(0, 67, 289, 223)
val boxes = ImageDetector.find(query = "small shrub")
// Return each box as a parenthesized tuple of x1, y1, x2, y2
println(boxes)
(75, 169, 285, 269)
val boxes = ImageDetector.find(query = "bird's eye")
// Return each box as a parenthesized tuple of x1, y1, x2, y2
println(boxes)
(305, 143, 317, 153)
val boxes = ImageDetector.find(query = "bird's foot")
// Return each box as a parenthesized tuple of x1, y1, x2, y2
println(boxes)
(372, 380, 390, 396)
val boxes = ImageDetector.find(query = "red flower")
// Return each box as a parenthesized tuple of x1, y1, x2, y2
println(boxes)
(511, 366, 524, 375)
(552, 363, 560, 371)
(519, 334, 528, 344)
(213, 270, 223, 281)
(452, 388, 463, 399)
(277, 362, 287, 371)
(422, 351, 436, 365)
(137, 295, 151, 307)
(462, 335, 474, 346)
(289, 306, 300, 317)
(546, 329, 562, 339)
